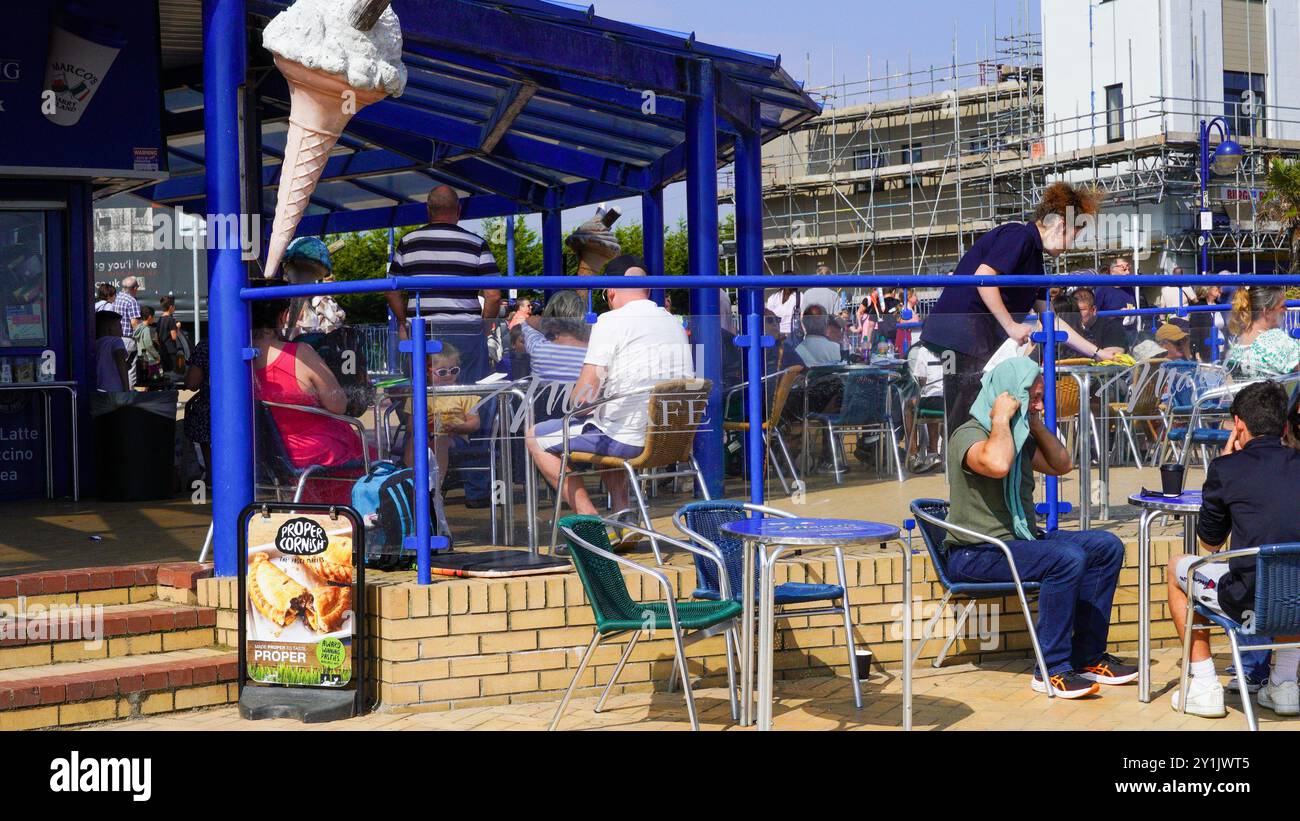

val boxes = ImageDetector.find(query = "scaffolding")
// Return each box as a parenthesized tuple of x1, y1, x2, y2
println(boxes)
(724, 24, 1300, 290)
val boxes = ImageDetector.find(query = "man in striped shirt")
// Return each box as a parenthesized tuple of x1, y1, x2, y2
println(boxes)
(384, 185, 502, 386)
(385, 185, 503, 508)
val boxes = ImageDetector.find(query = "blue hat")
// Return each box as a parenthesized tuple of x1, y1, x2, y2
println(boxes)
(283, 236, 332, 273)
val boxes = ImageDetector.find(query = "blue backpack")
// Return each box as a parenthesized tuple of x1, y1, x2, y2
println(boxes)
(351, 462, 448, 568)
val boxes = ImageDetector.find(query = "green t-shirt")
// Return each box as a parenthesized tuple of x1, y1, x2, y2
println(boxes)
(944, 417, 1038, 547)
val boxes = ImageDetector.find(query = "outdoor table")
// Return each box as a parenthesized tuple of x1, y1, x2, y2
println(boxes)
(373, 378, 538, 552)
(720, 517, 905, 731)
(0, 381, 79, 501)
(1058, 363, 1124, 527)
(1129, 490, 1201, 703)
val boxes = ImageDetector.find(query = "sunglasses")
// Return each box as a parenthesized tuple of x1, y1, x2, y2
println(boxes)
(432, 366, 461, 378)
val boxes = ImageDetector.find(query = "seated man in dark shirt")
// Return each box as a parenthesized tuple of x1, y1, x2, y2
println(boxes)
(1073, 288, 1127, 353)
(1168, 380, 1300, 719)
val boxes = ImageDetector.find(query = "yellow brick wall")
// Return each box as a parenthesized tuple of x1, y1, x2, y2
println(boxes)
(199, 534, 1185, 712)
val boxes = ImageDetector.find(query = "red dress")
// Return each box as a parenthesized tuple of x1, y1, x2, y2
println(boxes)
(255, 343, 362, 469)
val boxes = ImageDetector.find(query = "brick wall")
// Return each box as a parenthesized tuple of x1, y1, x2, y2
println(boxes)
(197, 534, 1185, 713)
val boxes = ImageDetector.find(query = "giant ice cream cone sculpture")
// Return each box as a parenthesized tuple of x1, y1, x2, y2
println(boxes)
(261, 0, 407, 278)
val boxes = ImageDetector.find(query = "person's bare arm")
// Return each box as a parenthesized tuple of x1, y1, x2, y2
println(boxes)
(974, 265, 1034, 345)
(385, 291, 408, 338)
(963, 392, 1020, 478)
(482, 289, 502, 334)
(1032, 299, 1122, 360)
(570, 363, 605, 412)
(1029, 412, 1073, 475)
(297, 345, 349, 415)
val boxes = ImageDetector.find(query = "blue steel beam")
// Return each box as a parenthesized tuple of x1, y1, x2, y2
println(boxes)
(643, 187, 665, 305)
(734, 101, 767, 509)
(203, 0, 251, 578)
(685, 61, 724, 500)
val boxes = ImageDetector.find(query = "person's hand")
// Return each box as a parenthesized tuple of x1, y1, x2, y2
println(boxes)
(1097, 346, 1124, 361)
(1222, 426, 1244, 456)
(991, 391, 1021, 424)
(1005, 322, 1034, 346)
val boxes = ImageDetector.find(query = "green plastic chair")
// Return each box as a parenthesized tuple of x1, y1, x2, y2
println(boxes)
(550, 515, 743, 731)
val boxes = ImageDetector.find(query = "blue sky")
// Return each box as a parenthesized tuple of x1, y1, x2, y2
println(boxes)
(506, 0, 1043, 237)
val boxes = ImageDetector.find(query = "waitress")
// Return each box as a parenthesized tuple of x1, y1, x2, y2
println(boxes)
(921, 182, 1124, 425)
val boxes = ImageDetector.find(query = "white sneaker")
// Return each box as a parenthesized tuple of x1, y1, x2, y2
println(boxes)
(1257, 681, 1300, 716)
(1171, 678, 1227, 718)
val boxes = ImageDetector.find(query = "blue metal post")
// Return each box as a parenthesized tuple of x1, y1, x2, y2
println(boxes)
(643, 188, 665, 305)
(1199, 119, 1211, 276)
(542, 209, 563, 276)
(686, 60, 724, 498)
(204, 0, 250, 576)
(506, 215, 517, 278)
(1036, 310, 1062, 532)
(386, 226, 398, 373)
(408, 319, 433, 584)
(735, 102, 767, 508)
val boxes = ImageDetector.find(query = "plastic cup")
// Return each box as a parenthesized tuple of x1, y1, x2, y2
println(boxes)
(1160, 463, 1186, 496)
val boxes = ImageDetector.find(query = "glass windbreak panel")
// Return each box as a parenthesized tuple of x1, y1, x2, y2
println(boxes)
(0, 211, 48, 354)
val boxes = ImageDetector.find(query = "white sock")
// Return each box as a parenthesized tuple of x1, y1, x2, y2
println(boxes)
(1270, 648, 1300, 686)
(1191, 658, 1217, 683)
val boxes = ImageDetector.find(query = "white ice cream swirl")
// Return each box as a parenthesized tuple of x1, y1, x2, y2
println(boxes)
(263, 0, 407, 97)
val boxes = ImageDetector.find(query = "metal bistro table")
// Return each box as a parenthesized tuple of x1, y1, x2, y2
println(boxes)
(1129, 490, 1202, 703)
(1058, 363, 1128, 528)
(374, 378, 538, 552)
(0, 381, 79, 500)
(720, 517, 906, 731)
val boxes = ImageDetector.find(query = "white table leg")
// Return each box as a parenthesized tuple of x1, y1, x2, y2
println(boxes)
(1138, 508, 1156, 703)
(741, 538, 755, 727)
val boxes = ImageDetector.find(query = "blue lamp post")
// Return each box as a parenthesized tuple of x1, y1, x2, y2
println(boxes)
(1198, 117, 1244, 274)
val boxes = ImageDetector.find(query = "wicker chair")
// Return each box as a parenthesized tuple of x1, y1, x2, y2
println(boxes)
(724, 365, 804, 495)
(546, 379, 714, 563)
(550, 515, 742, 731)
(1108, 358, 1167, 466)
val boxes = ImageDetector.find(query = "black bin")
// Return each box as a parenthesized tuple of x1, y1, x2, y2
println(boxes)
(91, 391, 178, 501)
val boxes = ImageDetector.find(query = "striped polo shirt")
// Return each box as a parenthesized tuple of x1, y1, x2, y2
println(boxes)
(392, 222, 500, 323)
(520, 323, 586, 382)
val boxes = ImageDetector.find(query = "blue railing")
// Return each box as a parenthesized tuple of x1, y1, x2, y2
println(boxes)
(237, 272, 1300, 583)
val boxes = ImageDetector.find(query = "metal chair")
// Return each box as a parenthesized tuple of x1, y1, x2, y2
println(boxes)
(673, 500, 866, 708)
(1107, 358, 1167, 466)
(255, 400, 371, 503)
(1177, 543, 1300, 731)
(723, 365, 804, 494)
(908, 499, 1054, 699)
(550, 515, 742, 731)
(803, 366, 906, 483)
(547, 379, 714, 562)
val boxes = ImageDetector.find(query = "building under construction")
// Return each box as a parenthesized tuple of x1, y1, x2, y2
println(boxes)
(733, 0, 1300, 288)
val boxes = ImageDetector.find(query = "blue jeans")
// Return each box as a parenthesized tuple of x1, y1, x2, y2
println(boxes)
(1236, 632, 1273, 681)
(946, 529, 1126, 676)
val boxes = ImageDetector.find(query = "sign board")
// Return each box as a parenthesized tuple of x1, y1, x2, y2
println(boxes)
(238, 504, 366, 722)
(0, 391, 45, 496)
(0, 0, 166, 181)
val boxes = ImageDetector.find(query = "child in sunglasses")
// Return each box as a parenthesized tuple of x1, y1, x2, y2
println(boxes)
(404, 344, 481, 493)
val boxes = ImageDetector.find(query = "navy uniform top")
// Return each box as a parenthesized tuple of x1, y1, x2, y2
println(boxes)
(921, 222, 1045, 360)
(1094, 284, 1136, 313)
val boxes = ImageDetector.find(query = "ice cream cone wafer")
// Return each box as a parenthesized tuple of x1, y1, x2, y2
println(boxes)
(264, 55, 387, 278)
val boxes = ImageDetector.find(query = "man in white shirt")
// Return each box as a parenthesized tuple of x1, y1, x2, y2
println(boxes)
(904, 344, 944, 472)
(793, 307, 843, 367)
(1160, 267, 1196, 311)
(527, 255, 695, 517)
(802, 262, 841, 317)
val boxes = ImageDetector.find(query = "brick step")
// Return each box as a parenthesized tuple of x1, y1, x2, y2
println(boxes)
(0, 602, 219, 671)
(0, 647, 239, 730)
(0, 561, 212, 612)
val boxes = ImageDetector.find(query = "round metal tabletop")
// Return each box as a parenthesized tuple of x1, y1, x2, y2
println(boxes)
(721, 518, 901, 546)
(1128, 490, 1203, 513)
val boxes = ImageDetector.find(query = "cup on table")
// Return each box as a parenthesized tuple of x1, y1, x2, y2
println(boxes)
(1160, 463, 1186, 496)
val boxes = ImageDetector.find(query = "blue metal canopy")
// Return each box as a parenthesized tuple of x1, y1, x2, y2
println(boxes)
(140, 0, 820, 236)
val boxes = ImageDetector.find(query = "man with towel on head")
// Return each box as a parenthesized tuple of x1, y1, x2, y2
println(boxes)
(943, 358, 1136, 698)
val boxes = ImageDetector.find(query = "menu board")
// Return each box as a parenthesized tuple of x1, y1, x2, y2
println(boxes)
(239, 506, 364, 690)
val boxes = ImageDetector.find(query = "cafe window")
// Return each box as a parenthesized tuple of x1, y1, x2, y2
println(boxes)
(1224, 71, 1266, 139)
(0, 212, 48, 352)
(1105, 84, 1124, 143)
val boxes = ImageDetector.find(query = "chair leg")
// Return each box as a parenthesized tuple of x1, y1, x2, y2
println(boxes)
(911, 590, 952, 669)
(548, 454, 569, 555)
(625, 462, 663, 564)
(828, 423, 844, 485)
(934, 600, 976, 668)
(723, 627, 740, 722)
(198, 522, 214, 563)
(669, 625, 700, 731)
(595, 631, 640, 713)
(1015, 591, 1054, 701)
(1227, 630, 1259, 732)
(774, 429, 801, 495)
(836, 548, 862, 708)
(690, 456, 712, 501)
(549, 632, 602, 731)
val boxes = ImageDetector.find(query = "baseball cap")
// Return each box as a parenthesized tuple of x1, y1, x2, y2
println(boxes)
(1155, 322, 1189, 342)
